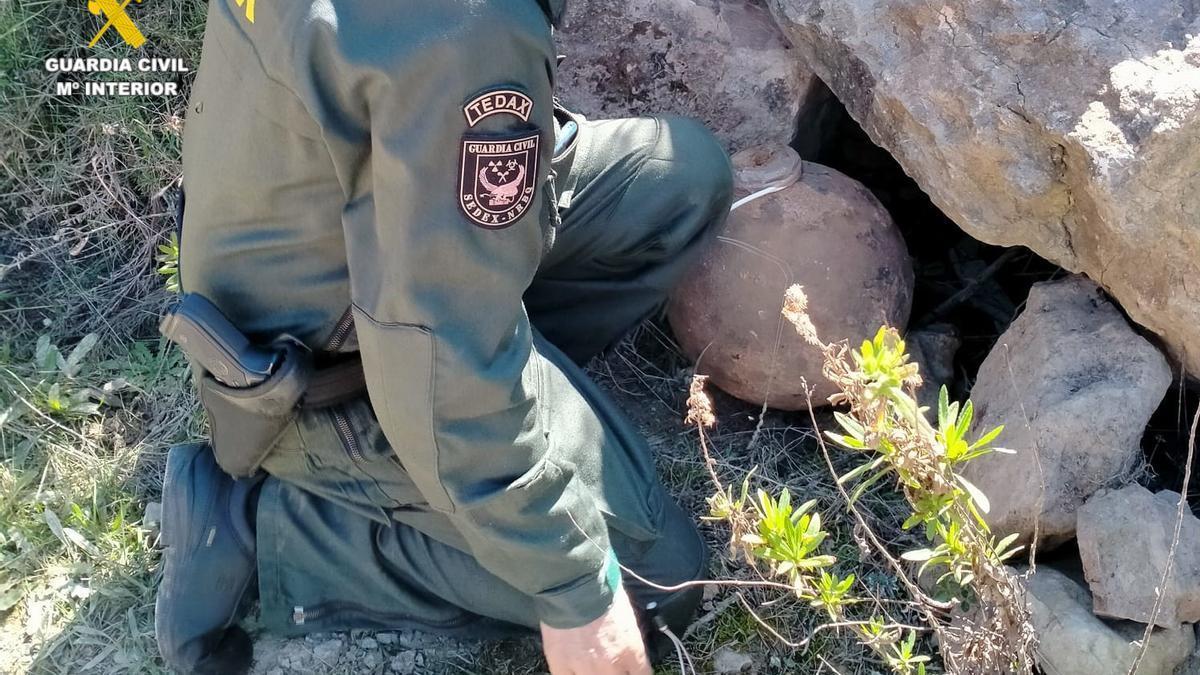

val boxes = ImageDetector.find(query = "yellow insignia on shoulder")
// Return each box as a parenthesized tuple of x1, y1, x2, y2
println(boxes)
(234, 0, 255, 23)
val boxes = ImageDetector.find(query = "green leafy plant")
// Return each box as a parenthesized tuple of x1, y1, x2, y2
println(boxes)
(156, 231, 181, 293)
(810, 570, 856, 621)
(821, 329, 1024, 594)
(6, 334, 105, 420)
(691, 376, 920, 672)
(741, 490, 836, 590)
(783, 285, 1034, 673)
(692, 286, 1035, 674)
(883, 630, 930, 675)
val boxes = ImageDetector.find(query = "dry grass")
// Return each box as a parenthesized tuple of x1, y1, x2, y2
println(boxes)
(1, 1, 206, 672)
(579, 324, 931, 673)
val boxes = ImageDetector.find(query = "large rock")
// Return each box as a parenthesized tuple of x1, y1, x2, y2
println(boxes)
(1077, 485, 1200, 627)
(555, 0, 821, 151)
(1025, 565, 1195, 675)
(962, 276, 1171, 547)
(768, 0, 1200, 373)
(668, 146, 913, 410)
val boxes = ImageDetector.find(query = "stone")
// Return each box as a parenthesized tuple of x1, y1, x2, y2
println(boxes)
(768, 0, 1200, 373)
(23, 598, 48, 639)
(1077, 485, 1200, 627)
(961, 276, 1171, 548)
(143, 501, 161, 529)
(1024, 565, 1194, 675)
(668, 146, 913, 410)
(555, 0, 821, 151)
(712, 645, 754, 673)
(274, 640, 314, 671)
(311, 638, 343, 665)
(389, 650, 422, 675)
(906, 324, 961, 412)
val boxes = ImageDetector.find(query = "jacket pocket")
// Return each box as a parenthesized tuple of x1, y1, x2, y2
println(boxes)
(350, 307, 453, 512)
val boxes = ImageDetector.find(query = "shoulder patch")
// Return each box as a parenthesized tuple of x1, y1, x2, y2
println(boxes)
(458, 132, 540, 229)
(463, 89, 534, 127)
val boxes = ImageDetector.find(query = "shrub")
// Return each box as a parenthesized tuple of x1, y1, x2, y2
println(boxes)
(692, 285, 1034, 674)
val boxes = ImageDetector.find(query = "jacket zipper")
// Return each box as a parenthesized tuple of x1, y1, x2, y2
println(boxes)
(325, 307, 362, 462)
(292, 601, 474, 629)
(325, 307, 355, 352)
(546, 171, 562, 229)
(329, 406, 364, 462)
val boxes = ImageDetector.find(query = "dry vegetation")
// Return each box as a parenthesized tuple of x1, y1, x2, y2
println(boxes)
(1, 1, 207, 672)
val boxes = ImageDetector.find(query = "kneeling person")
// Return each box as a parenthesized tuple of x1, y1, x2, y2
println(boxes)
(154, 0, 734, 673)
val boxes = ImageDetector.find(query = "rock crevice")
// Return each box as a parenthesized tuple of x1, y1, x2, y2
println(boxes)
(770, 0, 1200, 371)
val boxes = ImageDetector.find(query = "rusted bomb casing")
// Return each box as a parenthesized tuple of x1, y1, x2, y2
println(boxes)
(668, 146, 914, 410)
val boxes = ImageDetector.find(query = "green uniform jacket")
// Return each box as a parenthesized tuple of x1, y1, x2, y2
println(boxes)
(181, 0, 626, 628)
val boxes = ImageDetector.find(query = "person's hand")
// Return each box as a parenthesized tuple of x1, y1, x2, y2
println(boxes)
(540, 584, 651, 675)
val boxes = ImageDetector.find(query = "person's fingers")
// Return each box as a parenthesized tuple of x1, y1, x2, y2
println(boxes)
(554, 655, 578, 675)
(620, 650, 652, 675)
(622, 661, 651, 675)
(545, 656, 572, 675)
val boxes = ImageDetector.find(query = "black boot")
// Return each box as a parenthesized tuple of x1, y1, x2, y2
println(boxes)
(155, 443, 262, 674)
(639, 583, 705, 665)
(626, 499, 709, 665)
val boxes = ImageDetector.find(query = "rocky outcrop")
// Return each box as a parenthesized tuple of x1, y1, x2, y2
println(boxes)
(1077, 485, 1200, 627)
(1025, 565, 1195, 675)
(961, 276, 1171, 548)
(768, 0, 1200, 373)
(555, 0, 821, 151)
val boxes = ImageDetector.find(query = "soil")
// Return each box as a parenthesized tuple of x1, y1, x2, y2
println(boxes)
(247, 630, 488, 675)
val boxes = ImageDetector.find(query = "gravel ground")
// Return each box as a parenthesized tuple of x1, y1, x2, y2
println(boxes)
(249, 630, 493, 675)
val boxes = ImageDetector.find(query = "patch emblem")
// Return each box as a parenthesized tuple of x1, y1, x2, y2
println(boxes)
(459, 133, 540, 228)
(463, 89, 534, 127)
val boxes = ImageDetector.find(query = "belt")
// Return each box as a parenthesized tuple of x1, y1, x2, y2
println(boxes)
(304, 353, 368, 409)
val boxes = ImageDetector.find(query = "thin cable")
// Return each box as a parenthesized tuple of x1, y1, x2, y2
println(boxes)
(661, 625, 696, 675)
(729, 184, 786, 211)
(724, 182, 792, 444)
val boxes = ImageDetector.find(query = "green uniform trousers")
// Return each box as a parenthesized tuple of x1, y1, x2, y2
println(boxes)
(255, 109, 731, 637)
(179, 0, 733, 635)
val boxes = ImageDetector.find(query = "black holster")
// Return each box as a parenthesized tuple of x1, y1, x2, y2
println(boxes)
(197, 341, 311, 478)
(161, 293, 368, 477)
